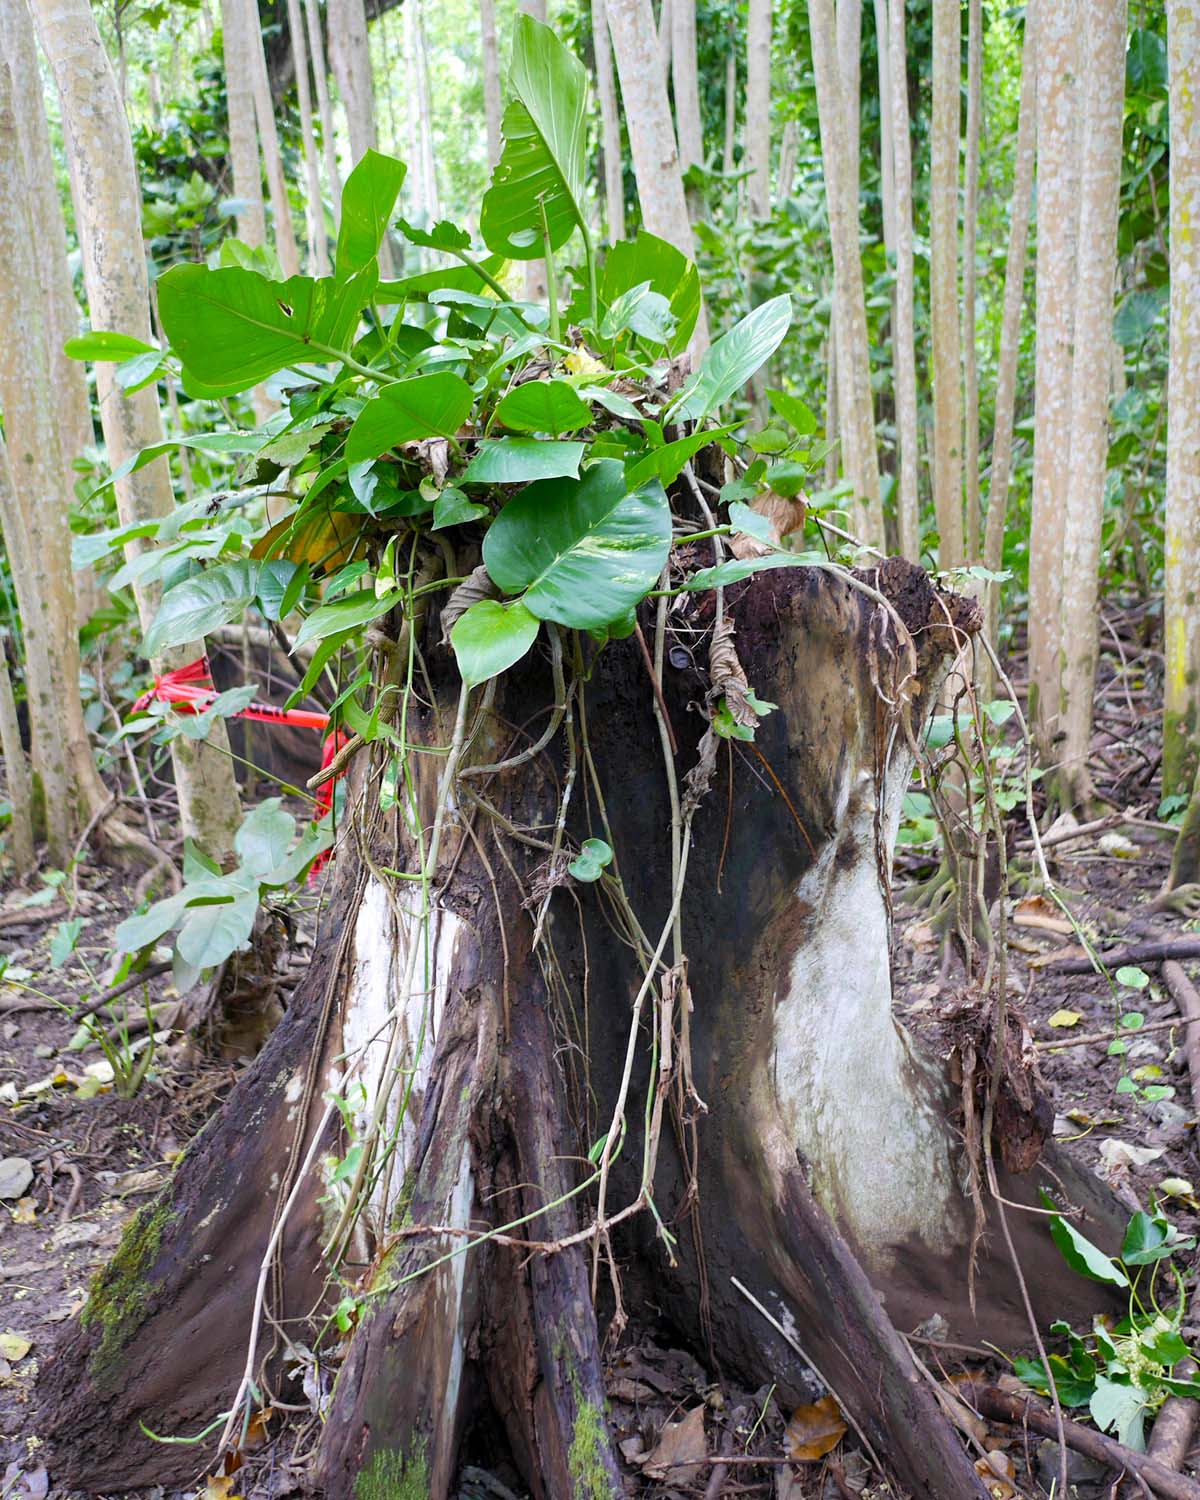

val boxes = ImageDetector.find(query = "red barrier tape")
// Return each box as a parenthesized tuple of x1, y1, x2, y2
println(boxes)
(134, 656, 348, 877)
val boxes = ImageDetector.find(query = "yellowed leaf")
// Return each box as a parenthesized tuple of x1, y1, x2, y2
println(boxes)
(203, 1476, 242, 1500)
(12, 1196, 36, 1225)
(974, 1456, 1016, 1499)
(784, 1394, 847, 1461)
(1047, 1010, 1083, 1029)
(0, 1333, 31, 1361)
(642, 1405, 706, 1482)
(564, 348, 605, 377)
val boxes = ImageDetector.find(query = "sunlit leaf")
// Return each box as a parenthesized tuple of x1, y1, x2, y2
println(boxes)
(336, 149, 407, 276)
(495, 379, 592, 435)
(450, 599, 540, 688)
(666, 294, 793, 422)
(461, 438, 584, 485)
(346, 372, 474, 461)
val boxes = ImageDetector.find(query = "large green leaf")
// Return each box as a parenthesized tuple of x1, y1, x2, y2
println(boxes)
(600, 232, 701, 356)
(235, 799, 296, 878)
(176, 887, 260, 968)
(462, 439, 584, 485)
(483, 457, 670, 629)
(144, 560, 261, 657)
(665, 295, 793, 423)
(346, 373, 475, 461)
(376, 254, 509, 304)
(64, 330, 157, 362)
(625, 426, 734, 489)
(451, 599, 540, 687)
(1127, 28, 1168, 96)
(336, 149, 407, 276)
(1049, 1214, 1129, 1287)
(495, 379, 592, 435)
(158, 262, 378, 395)
(479, 14, 588, 259)
(293, 588, 400, 649)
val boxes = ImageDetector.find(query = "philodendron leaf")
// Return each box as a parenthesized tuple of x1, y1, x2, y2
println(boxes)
(483, 457, 670, 630)
(600, 231, 701, 357)
(1089, 1378, 1148, 1451)
(681, 552, 824, 591)
(432, 487, 488, 529)
(1048, 1214, 1129, 1287)
(479, 13, 588, 259)
(666, 294, 793, 423)
(64, 330, 157, 361)
(568, 838, 613, 882)
(144, 560, 261, 658)
(157, 262, 378, 395)
(336, 149, 407, 276)
(293, 588, 401, 649)
(450, 599, 540, 688)
(1121, 1211, 1173, 1265)
(235, 799, 296, 878)
(175, 888, 261, 969)
(461, 438, 584, 485)
(346, 372, 475, 461)
(495, 379, 592, 435)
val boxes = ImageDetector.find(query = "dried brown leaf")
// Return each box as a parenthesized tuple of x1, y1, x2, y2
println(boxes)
(783, 1394, 847, 1461)
(643, 1404, 706, 1482)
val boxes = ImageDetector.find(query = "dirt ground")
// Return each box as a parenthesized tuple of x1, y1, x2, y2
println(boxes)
(3, 604, 1199, 1500)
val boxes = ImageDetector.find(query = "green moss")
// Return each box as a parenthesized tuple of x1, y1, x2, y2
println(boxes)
(568, 1398, 612, 1500)
(80, 1198, 173, 1390)
(354, 1441, 429, 1500)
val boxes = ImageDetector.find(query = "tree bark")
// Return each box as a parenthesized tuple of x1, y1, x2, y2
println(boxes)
(285, 0, 329, 273)
(32, 0, 243, 863)
(220, 0, 268, 249)
(1165, 0, 1200, 796)
(0, 626, 33, 875)
(244, 0, 301, 276)
(1057, 0, 1127, 809)
(887, 0, 919, 559)
(873, 0, 894, 252)
(1028, 0, 1081, 746)
(930, 0, 963, 567)
(328, 0, 397, 275)
(305, 0, 342, 218)
(962, 0, 982, 561)
(672, 0, 704, 203)
(593, 0, 626, 242)
(809, 0, 884, 545)
(745, 0, 771, 217)
(36, 545, 1121, 1500)
(722, 21, 736, 177)
(836, 0, 861, 208)
(480, 0, 502, 170)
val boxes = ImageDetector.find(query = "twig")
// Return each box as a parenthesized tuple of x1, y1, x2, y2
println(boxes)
(1045, 938, 1200, 973)
(1035, 1012, 1200, 1052)
(633, 620, 678, 756)
(1163, 963, 1200, 1115)
(0, 901, 66, 931)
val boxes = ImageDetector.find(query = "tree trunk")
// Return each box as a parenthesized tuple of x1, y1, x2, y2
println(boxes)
(745, 0, 771, 218)
(244, 0, 301, 276)
(809, 0, 884, 545)
(220, 0, 268, 249)
(0, 626, 33, 875)
(962, 0, 982, 561)
(593, 0, 626, 242)
(722, 21, 736, 177)
(605, 0, 709, 351)
(285, 0, 329, 273)
(930, 0, 963, 567)
(887, 0, 919, 559)
(672, 0, 704, 185)
(1165, 0, 1200, 797)
(36, 549, 1122, 1500)
(480, 0, 502, 170)
(982, 0, 1038, 657)
(328, 0, 396, 276)
(33, 0, 243, 864)
(1027, 0, 1081, 745)
(305, 0, 342, 218)
(836, 0, 860, 208)
(1057, 0, 1127, 810)
(873, 0, 894, 251)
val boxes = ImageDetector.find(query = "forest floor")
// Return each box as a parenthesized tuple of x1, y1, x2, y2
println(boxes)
(2, 601, 1199, 1500)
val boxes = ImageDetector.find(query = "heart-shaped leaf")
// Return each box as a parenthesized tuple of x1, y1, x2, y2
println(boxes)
(336, 149, 407, 277)
(462, 439, 585, 485)
(568, 838, 613, 882)
(450, 599, 540, 688)
(433, 488, 488, 529)
(293, 588, 400, 649)
(600, 231, 701, 356)
(176, 889, 260, 969)
(666, 294, 793, 423)
(495, 379, 592, 435)
(144, 560, 261, 658)
(235, 799, 296, 878)
(483, 457, 670, 629)
(346, 372, 475, 461)
(1049, 1214, 1129, 1287)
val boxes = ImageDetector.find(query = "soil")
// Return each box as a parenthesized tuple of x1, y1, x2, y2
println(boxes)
(2, 599, 1198, 1500)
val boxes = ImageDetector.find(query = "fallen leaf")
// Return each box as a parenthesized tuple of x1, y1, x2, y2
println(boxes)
(203, 1477, 242, 1500)
(243, 1407, 273, 1450)
(729, 492, 808, 560)
(12, 1197, 37, 1225)
(0, 1333, 30, 1361)
(1047, 1010, 1083, 1029)
(974, 1456, 1016, 1499)
(1098, 832, 1139, 858)
(784, 1394, 847, 1461)
(643, 1404, 706, 1482)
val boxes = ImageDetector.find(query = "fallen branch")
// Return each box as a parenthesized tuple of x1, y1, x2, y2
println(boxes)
(1042, 937, 1200, 974)
(964, 1383, 1200, 1500)
(1138, 1360, 1200, 1490)
(0, 900, 67, 931)
(1163, 963, 1200, 1115)
(1035, 1012, 1200, 1052)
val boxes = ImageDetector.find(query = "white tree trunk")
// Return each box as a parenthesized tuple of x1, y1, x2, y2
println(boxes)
(1028, 0, 1082, 743)
(982, 0, 1038, 649)
(962, 0, 981, 560)
(1165, 0, 1200, 794)
(723, 22, 736, 176)
(220, 0, 267, 249)
(657, 0, 672, 84)
(746, 0, 771, 217)
(33, 0, 243, 862)
(930, 0, 962, 567)
(887, 0, 919, 558)
(0, 617, 33, 875)
(671, 0, 704, 181)
(605, 0, 709, 352)
(241, 0, 301, 276)
(593, 0, 626, 241)
(836, 0, 860, 207)
(480, 0, 502, 170)
(328, 0, 397, 276)
(286, 0, 329, 274)
(305, 0, 342, 217)
(809, 0, 883, 544)
(873, 0, 895, 251)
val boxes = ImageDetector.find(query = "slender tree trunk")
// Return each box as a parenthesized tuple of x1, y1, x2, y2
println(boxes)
(286, 0, 330, 274)
(888, 0, 919, 558)
(672, 0, 704, 185)
(746, 0, 771, 217)
(605, 0, 709, 351)
(305, 0, 342, 218)
(809, 0, 884, 544)
(837, 0, 861, 206)
(1028, 0, 1081, 744)
(0, 621, 33, 875)
(328, 0, 396, 275)
(1057, 0, 1126, 809)
(220, 0, 267, 249)
(873, 0, 895, 251)
(33, 0, 243, 863)
(1165, 0, 1200, 797)
(480, 0, 502, 169)
(777, 116, 799, 198)
(962, 0, 982, 561)
(982, 0, 1038, 651)
(593, 0, 626, 241)
(657, 0, 672, 83)
(930, 0, 963, 567)
(404, 1, 425, 233)
(723, 21, 736, 177)
(516, 0, 549, 303)
(415, 0, 439, 225)
(244, 0, 301, 276)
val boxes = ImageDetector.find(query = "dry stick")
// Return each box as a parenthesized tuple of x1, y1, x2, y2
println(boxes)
(1134, 1359, 1200, 1495)
(1046, 938, 1200, 973)
(0, 901, 67, 931)
(1035, 1012, 1200, 1052)
(964, 1384, 1200, 1500)
(1163, 962, 1200, 1113)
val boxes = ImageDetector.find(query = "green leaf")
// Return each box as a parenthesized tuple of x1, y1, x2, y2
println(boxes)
(64, 330, 157, 362)
(176, 889, 260, 969)
(87, 431, 267, 500)
(600, 232, 701, 356)
(345, 372, 475, 462)
(395, 217, 471, 253)
(1114, 289, 1166, 348)
(293, 588, 400, 649)
(766, 387, 818, 434)
(256, 560, 301, 621)
(483, 457, 670, 630)
(1089, 1378, 1147, 1451)
(568, 838, 613, 882)
(1140, 1325, 1190, 1366)
(1011, 1354, 1095, 1407)
(259, 822, 335, 886)
(115, 891, 190, 954)
(625, 426, 732, 489)
(157, 262, 378, 395)
(1122, 1212, 1172, 1265)
(432, 487, 488, 529)
(144, 560, 261, 658)
(1127, 28, 1168, 96)
(495, 379, 593, 435)
(377, 254, 509, 304)
(336, 149, 407, 276)
(1116, 965, 1150, 989)
(1049, 1214, 1129, 1287)
(480, 13, 588, 259)
(728, 501, 776, 542)
(50, 918, 85, 969)
(450, 599, 540, 688)
(682, 552, 823, 591)
(461, 438, 584, 485)
(235, 799, 296, 878)
(666, 295, 793, 423)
